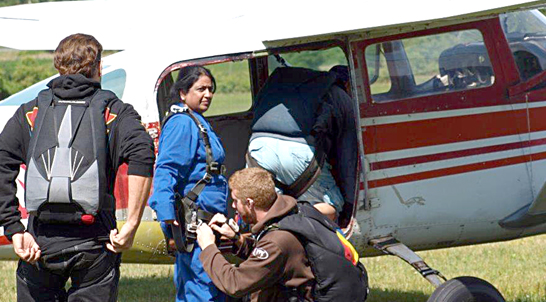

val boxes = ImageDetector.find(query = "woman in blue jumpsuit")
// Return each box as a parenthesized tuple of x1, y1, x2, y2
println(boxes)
(148, 65, 227, 302)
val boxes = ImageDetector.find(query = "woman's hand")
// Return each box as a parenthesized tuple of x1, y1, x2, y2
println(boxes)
(164, 219, 179, 226)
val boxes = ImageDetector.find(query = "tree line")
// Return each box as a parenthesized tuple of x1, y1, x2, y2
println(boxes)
(0, 51, 56, 100)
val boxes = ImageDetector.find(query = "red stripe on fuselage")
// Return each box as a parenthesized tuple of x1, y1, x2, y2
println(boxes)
(370, 137, 546, 170)
(362, 107, 546, 154)
(368, 151, 546, 188)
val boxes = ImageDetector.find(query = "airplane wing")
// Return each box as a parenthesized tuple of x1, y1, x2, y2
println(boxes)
(1, 0, 544, 51)
(259, 0, 546, 47)
(0, 0, 128, 50)
(0, 0, 254, 50)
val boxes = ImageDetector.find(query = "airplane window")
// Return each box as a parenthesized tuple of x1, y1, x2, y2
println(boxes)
(0, 68, 126, 106)
(204, 61, 252, 117)
(500, 9, 546, 37)
(365, 44, 391, 96)
(101, 68, 126, 99)
(365, 29, 494, 102)
(500, 9, 546, 82)
(268, 47, 348, 74)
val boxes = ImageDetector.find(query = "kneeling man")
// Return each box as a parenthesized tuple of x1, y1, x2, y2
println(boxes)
(196, 167, 315, 301)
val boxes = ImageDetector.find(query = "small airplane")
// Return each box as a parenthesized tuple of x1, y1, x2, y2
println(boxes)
(2, 0, 546, 300)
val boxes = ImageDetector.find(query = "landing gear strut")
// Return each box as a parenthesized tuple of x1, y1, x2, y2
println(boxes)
(370, 237, 446, 287)
(370, 237, 506, 302)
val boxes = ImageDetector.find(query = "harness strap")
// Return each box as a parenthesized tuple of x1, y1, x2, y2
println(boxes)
(246, 147, 325, 199)
(163, 104, 225, 253)
(165, 105, 226, 178)
(29, 90, 54, 156)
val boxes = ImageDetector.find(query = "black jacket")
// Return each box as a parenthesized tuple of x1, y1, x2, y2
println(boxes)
(0, 74, 155, 254)
(251, 67, 358, 208)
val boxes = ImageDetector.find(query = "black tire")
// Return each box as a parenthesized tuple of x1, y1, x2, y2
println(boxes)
(427, 276, 505, 302)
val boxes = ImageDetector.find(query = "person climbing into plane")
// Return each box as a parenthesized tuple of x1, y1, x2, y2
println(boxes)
(246, 64, 358, 222)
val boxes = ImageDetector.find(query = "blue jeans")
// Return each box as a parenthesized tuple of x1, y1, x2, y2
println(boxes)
(248, 137, 344, 213)
(160, 222, 225, 302)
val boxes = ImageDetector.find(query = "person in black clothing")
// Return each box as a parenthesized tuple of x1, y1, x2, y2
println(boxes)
(0, 34, 155, 302)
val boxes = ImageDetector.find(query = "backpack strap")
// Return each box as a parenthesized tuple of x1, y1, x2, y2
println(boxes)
(163, 104, 225, 253)
(28, 90, 54, 154)
(256, 205, 299, 241)
(246, 147, 325, 199)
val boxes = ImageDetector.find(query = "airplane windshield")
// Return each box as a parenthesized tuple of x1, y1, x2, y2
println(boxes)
(500, 9, 546, 81)
(500, 9, 546, 39)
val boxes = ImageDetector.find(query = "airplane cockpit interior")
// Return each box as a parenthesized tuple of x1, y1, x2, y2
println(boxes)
(501, 9, 546, 84)
(438, 44, 495, 91)
(366, 30, 496, 103)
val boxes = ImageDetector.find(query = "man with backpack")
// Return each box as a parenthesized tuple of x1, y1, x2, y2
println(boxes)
(246, 66, 358, 222)
(0, 33, 155, 302)
(196, 167, 368, 302)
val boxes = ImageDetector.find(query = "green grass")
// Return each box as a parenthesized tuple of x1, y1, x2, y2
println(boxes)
(362, 235, 546, 302)
(0, 261, 176, 302)
(1, 234, 545, 301)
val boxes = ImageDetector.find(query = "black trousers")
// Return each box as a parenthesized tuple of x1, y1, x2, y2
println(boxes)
(16, 241, 121, 302)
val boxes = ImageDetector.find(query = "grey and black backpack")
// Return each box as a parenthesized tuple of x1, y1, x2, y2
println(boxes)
(24, 89, 117, 225)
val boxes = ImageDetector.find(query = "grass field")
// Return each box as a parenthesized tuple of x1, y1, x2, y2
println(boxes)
(1, 234, 544, 301)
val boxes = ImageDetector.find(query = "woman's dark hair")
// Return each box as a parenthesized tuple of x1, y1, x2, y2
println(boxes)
(170, 65, 216, 103)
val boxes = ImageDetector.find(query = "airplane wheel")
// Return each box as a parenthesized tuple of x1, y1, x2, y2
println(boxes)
(427, 276, 505, 302)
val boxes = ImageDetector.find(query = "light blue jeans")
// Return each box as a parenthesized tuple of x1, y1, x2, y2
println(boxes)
(248, 137, 344, 213)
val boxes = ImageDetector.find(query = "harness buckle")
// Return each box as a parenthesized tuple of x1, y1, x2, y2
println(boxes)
(203, 173, 213, 183)
(207, 162, 219, 173)
(170, 104, 188, 114)
(186, 211, 202, 240)
(197, 123, 207, 133)
(207, 162, 226, 175)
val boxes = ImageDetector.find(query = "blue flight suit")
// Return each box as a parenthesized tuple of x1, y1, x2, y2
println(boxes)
(148, 107, 227, 302)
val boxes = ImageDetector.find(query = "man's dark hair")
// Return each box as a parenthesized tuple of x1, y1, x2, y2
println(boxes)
(54, 33, 102, 79)
(170, 65, 217, 102)
(329, 65, 349, 88)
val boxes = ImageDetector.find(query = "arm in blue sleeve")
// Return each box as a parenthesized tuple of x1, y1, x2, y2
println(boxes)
(148, 115, 198, 221)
